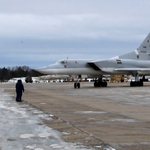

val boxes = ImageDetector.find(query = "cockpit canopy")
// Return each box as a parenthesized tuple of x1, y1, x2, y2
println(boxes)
(57, 60, 66, 64)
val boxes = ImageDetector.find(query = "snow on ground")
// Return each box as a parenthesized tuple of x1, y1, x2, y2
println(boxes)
(0, 88, 97, 150)
(8, 77, 39, 83)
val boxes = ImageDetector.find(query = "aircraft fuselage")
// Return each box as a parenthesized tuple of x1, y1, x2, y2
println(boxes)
(36, 59, 150, 77)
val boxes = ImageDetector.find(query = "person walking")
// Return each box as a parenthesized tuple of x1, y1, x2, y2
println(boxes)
(16, 80, 24, 102)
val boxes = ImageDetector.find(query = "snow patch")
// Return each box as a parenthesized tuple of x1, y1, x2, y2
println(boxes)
(38, 133, 52, 138)
(62, 132, 70, 135)
(26, 144, 36, 149)
(50, 144, 64, 149)
(20, 134, 35, 139)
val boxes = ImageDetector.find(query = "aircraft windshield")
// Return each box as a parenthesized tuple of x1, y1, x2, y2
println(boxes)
(57, 60, 65, 64)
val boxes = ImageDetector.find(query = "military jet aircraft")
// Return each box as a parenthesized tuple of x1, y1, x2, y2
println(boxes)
(36, 33, 150, 88)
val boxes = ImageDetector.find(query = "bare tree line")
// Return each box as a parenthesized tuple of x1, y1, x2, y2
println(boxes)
(0, 66, 43, 82)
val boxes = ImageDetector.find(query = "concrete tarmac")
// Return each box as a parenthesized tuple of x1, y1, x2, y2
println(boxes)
(1, 81, 150, 150)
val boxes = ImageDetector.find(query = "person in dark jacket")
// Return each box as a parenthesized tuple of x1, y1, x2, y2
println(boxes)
(16, 80, 24, 102)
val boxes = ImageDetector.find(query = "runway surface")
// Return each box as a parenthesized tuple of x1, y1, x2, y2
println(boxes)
(0, 88, 97, 150)
(1, 81, 150, 150)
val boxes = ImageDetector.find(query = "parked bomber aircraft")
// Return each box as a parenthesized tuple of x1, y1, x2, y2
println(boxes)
(36, 33, 150, 88)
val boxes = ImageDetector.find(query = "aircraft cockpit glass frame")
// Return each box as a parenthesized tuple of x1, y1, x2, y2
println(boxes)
(57, 60, 66, 64)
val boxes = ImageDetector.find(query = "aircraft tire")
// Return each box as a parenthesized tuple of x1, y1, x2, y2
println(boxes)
(130, 81, 144, 87)
(77, 83, 80, 88)
(94, 81, 98, 87)
(134, 82, 137, 86)
(101, 81, 107, 87)
(94, 81, 108, 87)
(130, 81, 136, 87)
(74, 83, 77, 89)
(130, 81, 143, 87)
(104, 81, 107, 87)
(97, 82, 101, 87)
(140, 81, 143, 86)
(137, 81, 143, 86)
(137, 81, 140, 86)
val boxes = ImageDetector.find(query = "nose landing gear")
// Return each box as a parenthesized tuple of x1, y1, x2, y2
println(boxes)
(74, 82, 80, 89)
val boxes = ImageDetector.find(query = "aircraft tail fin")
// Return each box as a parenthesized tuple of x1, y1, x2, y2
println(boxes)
(137, 33, 150, 52)
(119, 33, 150, 60)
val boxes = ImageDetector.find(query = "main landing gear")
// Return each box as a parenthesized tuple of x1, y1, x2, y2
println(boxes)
(130, 81, 143, 87)
(74, 77, 108, 89)
(94, 78, 107, 87)
(74, 82, 80, 89)
(130, 74, 143, 87)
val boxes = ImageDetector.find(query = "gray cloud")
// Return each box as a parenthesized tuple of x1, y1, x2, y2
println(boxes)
(0, 0, 150, 68)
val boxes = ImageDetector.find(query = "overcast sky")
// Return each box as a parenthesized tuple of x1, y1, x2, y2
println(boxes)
(0, 0, 150, 68)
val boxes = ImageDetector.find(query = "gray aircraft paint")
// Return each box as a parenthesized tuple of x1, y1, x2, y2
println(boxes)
(36, 33, 150, 79)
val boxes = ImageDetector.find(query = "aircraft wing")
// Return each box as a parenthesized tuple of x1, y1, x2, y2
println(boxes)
(88, 60, 150, 72)
(114, 68, 150, 75)
(114, 68, 150, 71)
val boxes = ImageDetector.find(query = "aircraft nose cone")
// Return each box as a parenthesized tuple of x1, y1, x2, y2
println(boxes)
(35, 66, 48, 74)
(35, 63, 63, 75)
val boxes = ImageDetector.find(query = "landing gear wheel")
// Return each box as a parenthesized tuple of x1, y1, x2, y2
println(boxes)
(137, 81, 143, 86)
(94, 81, 107, 87)
(103, 81, 107, 87)
(130, 73, 144, 87)
(94, 82, 97, 87)
(74, 83, 77, 89)
(77, 83, 80, 88)
(94, 81, 99, 87)
(74, 82, 80, 89)
(130, 81, 143, 87)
